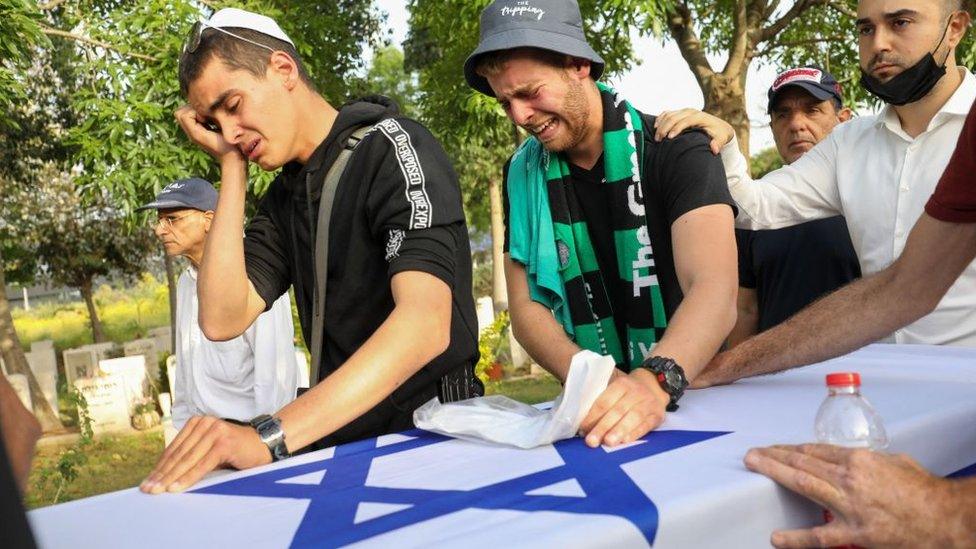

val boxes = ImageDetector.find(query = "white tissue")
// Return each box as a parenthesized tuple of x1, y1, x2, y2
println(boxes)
(413, 350, 616, 448)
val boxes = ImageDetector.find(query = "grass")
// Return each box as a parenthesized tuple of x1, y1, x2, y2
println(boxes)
(24, 375, 563, 509)
(486, 372, 562, 404)
(26, 429, 165, 510)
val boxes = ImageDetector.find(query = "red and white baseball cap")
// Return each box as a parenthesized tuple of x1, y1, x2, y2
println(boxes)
(767, 65, 843, 113)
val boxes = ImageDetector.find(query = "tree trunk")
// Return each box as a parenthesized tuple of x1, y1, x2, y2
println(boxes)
(0, 250, 63, 431)
(489, 178, 508, 312)
(702, 71, 751, 160)
(79, 278, 107, 343)
(164, 254, 178, 352)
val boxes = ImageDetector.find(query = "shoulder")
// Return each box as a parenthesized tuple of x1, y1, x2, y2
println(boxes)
(832, 114, 878, 142)
(366, 117, 443, 151)
(637, 112, 712, 155)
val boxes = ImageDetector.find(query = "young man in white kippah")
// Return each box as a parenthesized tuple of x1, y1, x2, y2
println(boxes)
(141, 8, 481, 494)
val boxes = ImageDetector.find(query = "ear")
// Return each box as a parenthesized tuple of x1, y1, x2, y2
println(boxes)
(947, 9, 972, 50)
(202, 210, 215, 233)
(566, 57, 592, 81)
(837, 107, 853, 122)
(268, 51, 299, 90)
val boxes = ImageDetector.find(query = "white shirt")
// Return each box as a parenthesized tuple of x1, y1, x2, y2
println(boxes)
(172, 267, 301, 428)
(720, 68, 976, 346)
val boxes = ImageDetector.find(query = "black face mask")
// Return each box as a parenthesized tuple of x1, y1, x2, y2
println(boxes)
(860, 20, 953, 106)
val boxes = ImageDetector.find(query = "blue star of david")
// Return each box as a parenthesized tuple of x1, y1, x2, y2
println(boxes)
(193, 429, 729, 547)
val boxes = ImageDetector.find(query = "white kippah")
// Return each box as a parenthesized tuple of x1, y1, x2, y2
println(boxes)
(205, 7, 294, 47)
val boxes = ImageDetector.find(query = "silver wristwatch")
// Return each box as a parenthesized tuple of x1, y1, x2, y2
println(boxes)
(249, 414, 290, 462)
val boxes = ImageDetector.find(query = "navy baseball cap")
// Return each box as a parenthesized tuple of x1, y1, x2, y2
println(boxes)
(767, 66, 843, 114)
(464, 0, 605, 97)
(137, 178, 218, 212)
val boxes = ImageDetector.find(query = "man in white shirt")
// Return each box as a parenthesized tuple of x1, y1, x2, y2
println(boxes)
(653, 0, 973, 374)
(139, 178, 302, 429)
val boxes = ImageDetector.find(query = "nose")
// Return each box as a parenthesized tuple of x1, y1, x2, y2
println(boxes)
(509, 99, 535, 127)
(154, 222, 168, 238)
(221, 120, 242, 146)
(864, 26, 893, 61)
(787, 111, 808, 133)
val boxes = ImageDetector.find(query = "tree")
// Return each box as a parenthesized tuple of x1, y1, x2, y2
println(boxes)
(31, 171, 157, 343)
(406, 0, 671, 310)
(658, 0, 974, 158)
(350, 45, 421, 119)
(0, 31, 84, 432)
(1, 0, 388, 360)
(750, 146, 785, 177)
(7, 0, 387, 213)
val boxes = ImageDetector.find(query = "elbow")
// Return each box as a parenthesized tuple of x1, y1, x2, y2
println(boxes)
(199, 314, 243, 342)
(508, 302, 531, 347)
(418, 308, 452, 362)
(720, 299, 738, 336)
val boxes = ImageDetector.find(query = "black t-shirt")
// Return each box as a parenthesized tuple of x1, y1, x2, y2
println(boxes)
(504, 116, 735, 348)
(0, 424, 36, 549)
(244, 98, 479, 446)
(736, 216, 860, 332)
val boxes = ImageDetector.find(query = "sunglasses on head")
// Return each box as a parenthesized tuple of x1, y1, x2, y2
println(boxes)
(183, 21, 277, 55)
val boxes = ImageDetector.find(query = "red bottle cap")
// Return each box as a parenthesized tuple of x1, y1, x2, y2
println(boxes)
(826, 372, 861, 387)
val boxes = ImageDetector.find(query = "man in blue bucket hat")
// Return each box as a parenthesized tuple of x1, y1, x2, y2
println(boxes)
(465, 0, 739, 448)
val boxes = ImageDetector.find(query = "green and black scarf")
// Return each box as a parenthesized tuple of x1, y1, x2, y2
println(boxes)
(543, 82, 667, 369)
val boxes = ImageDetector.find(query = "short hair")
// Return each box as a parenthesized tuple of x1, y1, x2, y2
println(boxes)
(945, 0, 972, 15)
(178, 27, 312, 97)
(474, 47, 575, 79)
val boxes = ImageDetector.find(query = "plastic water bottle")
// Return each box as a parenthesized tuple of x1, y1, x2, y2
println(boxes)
(814, 372, 888, 450)
(814, 372, 888, 546)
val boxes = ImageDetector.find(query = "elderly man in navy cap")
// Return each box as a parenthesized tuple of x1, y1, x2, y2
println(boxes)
(139, 178, 302, 431)
(465, 0, 738, 448)
(724, 66, 861, 347)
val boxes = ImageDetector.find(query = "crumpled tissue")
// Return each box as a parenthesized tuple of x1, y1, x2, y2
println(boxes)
(413, 350, 615, 448)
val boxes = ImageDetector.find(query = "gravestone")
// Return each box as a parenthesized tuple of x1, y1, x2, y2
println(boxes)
(74, 376, 131, 434)
(148, 326, 172, 355)
(30, 339, 55, 353)
(476, 296, 495, 334)
(81, 342, 117, 362)
(124, 338, 159, 384)
(63, 348, 98, 386)
(25, 348, 58, 412)
(97, 356, 148, 415)
(6, 373, 32, 411)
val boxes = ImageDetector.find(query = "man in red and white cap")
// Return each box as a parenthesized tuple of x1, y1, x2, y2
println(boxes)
(727, 66, 861, 347)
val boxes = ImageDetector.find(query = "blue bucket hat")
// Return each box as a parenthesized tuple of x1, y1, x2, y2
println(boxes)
(464, 0, 605, 97)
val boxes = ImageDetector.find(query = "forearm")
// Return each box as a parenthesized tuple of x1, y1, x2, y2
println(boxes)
(276, 298, 448, 452)
(653, 279, 736, 379)
(945, 477, 976, 546)
(509, 299, 581, 383)
(726, 215, 976, 378)
(725, 268, 922, 377)
(0, 373, 41, 492)
(198, 158, 261, 339)
(721, 136, 838, 230)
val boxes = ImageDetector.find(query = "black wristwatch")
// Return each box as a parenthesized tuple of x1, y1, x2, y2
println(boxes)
(639, 356, 688, 412)
(250, 414, 290, 462)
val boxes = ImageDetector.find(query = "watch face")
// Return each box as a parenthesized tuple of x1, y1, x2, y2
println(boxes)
(665, 370, 682, 387)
